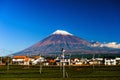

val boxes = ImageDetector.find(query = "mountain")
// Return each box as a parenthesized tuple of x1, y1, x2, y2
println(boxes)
(14, 30, 120, 56)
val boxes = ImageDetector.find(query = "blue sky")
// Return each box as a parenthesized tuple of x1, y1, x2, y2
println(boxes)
(0, 0, 120, 56)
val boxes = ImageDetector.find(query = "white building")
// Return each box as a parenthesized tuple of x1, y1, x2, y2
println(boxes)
(104, 58, 116, 65)
(55, 56, 71, 66)
(12, 56, 30, 65)
(115, 57, 120, 65)
(71, 58, 86, 65)
(32, 56, 46, 65)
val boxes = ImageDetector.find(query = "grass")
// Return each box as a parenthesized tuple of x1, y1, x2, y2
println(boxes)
(0, 65, 120, 80)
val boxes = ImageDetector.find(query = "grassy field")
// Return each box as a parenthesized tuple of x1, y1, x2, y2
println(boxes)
(0, 65, 120, 80)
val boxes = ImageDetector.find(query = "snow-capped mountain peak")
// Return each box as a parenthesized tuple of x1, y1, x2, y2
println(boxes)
(52, 30, 73, 35)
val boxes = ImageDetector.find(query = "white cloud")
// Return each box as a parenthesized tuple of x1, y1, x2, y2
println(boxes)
(100, 42, 120, 49)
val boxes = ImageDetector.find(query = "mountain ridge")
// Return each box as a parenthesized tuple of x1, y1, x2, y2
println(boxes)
(14, 30, 120, 56)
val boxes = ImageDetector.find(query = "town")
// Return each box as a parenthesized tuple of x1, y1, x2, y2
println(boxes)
(1, 54, 120, 66)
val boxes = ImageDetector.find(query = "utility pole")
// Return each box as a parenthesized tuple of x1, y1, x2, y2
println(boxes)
(40, 60, 42, 74)
(27, 53, 29, 68)
(61, 48, 65, 78)
(39, 54, 42, 74)
(0, 50, 1, 64)
(7, 56, 9, 71)
(93, 54, 95, 69)
(7, 50, 13, 71)
(0, 49, 4, 65)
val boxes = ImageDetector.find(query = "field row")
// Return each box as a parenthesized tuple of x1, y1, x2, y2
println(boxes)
(0, 65, 120, 79)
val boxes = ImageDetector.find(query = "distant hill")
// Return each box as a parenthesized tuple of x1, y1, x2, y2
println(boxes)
(14, 30, 120, 56)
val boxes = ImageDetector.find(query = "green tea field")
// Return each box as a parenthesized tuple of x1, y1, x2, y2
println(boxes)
(0, 65, 120, 80)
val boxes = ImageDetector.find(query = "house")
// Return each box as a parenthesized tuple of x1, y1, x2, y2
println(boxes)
(89, 60, 100, 65)
(115, 57, 120, 65)
(71, 58, 84, 65)
(85, 57, 103, 65)
(32, 56, 46, 65)
(12, 56, 30, 65)
(104, 58, 116, 65)
(55, 56, 71, 66)
(47, 59, 56, 65)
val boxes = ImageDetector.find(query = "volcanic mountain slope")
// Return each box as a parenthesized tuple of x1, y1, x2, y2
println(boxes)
(15, 30, 120, 56)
